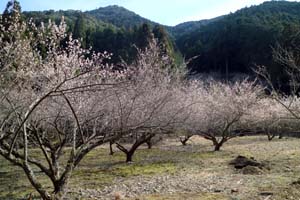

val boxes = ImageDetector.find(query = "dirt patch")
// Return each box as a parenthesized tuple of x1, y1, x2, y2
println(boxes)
(291, 179, 300, 185)
(240, 165, 264, 175)
(229, 155, 269, 175)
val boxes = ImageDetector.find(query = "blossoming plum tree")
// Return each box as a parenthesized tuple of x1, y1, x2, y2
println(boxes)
(0, 7, 133, 199)
(0, 5, 191, 198)
(184, 80, 263, 151)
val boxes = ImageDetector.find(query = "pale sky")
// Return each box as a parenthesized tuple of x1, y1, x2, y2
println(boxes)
(1, 0, 300, 26)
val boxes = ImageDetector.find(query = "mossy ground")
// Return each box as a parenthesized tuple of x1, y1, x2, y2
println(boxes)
(1, 136, 300, 199)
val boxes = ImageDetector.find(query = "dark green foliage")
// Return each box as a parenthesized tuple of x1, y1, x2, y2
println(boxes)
(89, 23, 179, 64)
(153, 25, 183, 66)
(176, 1, 300, 81)
(73, 13, 86, 47)
(17, 6, 179, 66)
(5, 0, 300, 79)
(167, 16, 223, 39)
(22, 9, 114, 34)
(86, 5, 158, 29)
(136, 23, 153, 48)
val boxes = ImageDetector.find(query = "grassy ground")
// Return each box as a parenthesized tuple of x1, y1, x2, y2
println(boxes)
(1, 136, 300, 199)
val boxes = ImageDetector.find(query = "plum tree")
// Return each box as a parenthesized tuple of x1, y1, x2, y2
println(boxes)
(184, 80, 263, 151)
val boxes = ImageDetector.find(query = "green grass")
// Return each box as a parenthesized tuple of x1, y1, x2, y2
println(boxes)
(0, 148, 179, 199)
(0, 159, 38, 200)
(1, 136, 300, 199)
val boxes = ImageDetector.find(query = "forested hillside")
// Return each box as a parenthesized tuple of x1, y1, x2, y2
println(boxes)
(176, 1, 300, 83)
(22, 7, 179, 65)
(86, 5, 158, 29)
(168, 16, 223, 39)
(10, 1, 300, 80)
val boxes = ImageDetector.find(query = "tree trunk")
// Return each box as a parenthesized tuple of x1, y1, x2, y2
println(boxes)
(180, 137, 189, 146)
(126, 151, 134, 163)
(267, 132, 275, 141)
(116, 133, 155, 162)
(51, 192, 64, 200)
(50, 159, 74, 200)
(225, 57, 229, 83)
(51, 190, 65, 200)
(116, 143, 136, 163)
(181, 140, 187, 146)
(50, 173, 71, 200)
(109, 141, 114, 155)
(214, 143, 222, 151)
(23, 165, 52, 200)
(146, 140, 152, 149)
(267, 135, 274, 141)
(213, 138, 226, 151)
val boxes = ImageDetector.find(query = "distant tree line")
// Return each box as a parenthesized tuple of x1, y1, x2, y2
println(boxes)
(14, 0, 300, 90)
(22, 10, 180, 65)
(176, 1, 300, 90)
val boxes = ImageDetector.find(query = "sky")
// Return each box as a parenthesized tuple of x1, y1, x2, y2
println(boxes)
(1, 0, 300, 26)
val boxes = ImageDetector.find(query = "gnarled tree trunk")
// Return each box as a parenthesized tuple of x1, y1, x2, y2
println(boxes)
(116, 133, 155, 162)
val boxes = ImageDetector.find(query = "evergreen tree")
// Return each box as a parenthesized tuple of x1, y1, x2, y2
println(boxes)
(3, 0, 21, 17)
(136, 23, 153, 49)
(73, 13, 86, 47)
(2, 0, 22, 28)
